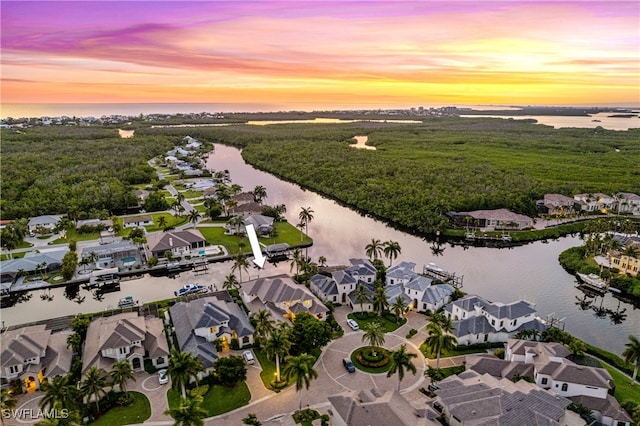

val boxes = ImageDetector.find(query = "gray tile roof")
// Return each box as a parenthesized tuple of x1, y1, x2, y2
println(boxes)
(28, 215, 62, 227)
(347, 283, 374, 305)
(465, 355, 535, 380)
(447, 294, 537, 321)
(244, 275, 328, 317)
(421, 284, 455, 304)
(1, 250, 67, 274)
(310, 274, 337, 296)
(346, 258, 377, 276)
(331, 270, 356, 286)
(569, 394, 632, 423)
(405, 276, 433, 292)
(386, 261, 417, 280)
(385, 284, 412, 305)
(147, 229, 206, 253)
(551, 363, 611, 388)
(452, 315, 494, 337)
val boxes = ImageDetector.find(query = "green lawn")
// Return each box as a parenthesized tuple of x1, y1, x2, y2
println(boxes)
(197, 221, 311, 255)
(254, 348, 292, 390)
(49, 228, 102, 244)
(420, 342, 499, 359)
(90, 392, 151, 426)
(350, 347, 392, 374)
(347, 312, 406, 333)
(145, 213, 189, 232)
(602, 364, 640, 405)
(167, 382, 251, 416)
(179, 190, 204, 199)
(1, 251, 27, 260)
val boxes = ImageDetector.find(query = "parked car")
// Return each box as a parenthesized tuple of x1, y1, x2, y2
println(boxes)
(158, 369, 169, 385)
(243, 350, 255, 364)
(343, 358, 356, 373)
(346, 319, 359, 330)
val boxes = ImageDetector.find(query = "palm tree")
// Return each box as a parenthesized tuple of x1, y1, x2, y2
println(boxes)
(391, 297, 408, 323)
(1, 388, 17, 426)
(252, 185, 267, 204)
(282, 353, 318, 413)
(231, 253, 250, 283)
(298, 207, 314, 237)
(289, 248, 302, 276)
(264, 328, 292, 383)
(81, 366, 109, 413)
(365, 239, 383, 261)
(622, 335, 640, 383)
(222, 273, 240, 291)
(253, 309, 275, 346)
(372, 285, 388, 317)
(318, 256, 327, 267)
(354, 283, 369, 312)
(622, 245, 640, 259)
(387, 344, 418, 391)
(296, 222, 306, 242)
(158, 216, 168, 229)
(110, 359, 136, 393)
(188, 210, 201, 228)
(164, 395, 207, 426)
(230, 183, 243, 196)
(168, 348, 204, 398)
(227, 215, 244, 235)
(383, 241, 402, 266)
(362, 321, 385, 357)
(425, 321, 457, 369)
(175, 192, 185, 205)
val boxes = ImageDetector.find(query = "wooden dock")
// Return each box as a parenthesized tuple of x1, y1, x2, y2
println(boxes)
(421, 264, 463, 288)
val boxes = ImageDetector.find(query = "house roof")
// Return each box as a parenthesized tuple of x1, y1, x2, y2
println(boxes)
(328, 387, 432, 426)
(147, 229, 206, 253)
(421, 284, 455, 304)
(28, 215, 62, 227)
(466, 209, 533, 223)
(0, 250, 67, 274)
(550, 363, 611, 388)
(244, 275, 328, 317)
(465, 354, 536, 380)
(331, 270, 356, 286)
(618, 192, 640, 201)
(348, 283, 375, 305)
(452, 315, 495, 337)
(346, 258, 377, 276)
(385, 284, 412, 305)
(569, 394, 632, 423)
(243, 215, 274, 229)
(123, 215, 153, 224)
(310, 274, 338, 296)
(543, 194, 576, 206)
(405, 276, 433, 292)
(81, 240, 137, 257)
(233, 192, 255, 203)
(386, 261, 417, 280)
(230, 202, 263, 215)
(507, 340, 569, 360)
(447, 294, 537, 321)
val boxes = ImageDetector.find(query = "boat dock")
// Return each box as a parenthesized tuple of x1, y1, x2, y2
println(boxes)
(421, 263, 463, 288)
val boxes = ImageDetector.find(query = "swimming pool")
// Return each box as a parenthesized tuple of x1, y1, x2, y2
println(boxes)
(122, 256, 136, 266)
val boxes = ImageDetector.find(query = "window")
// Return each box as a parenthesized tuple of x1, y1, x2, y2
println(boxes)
(561, 383, 568, 392)
(500, 321, 504, 328)
(541, 378, 548, 385)
(491, 319, 495, 326)
(210, 326, 217, 334)
(9, 365, 19, 374)
(119, 347, 128, 355)
(484, 334, 489, 342)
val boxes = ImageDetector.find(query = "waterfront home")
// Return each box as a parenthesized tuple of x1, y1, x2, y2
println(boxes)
(432, 370, 582, 425)
(82, 312, 169, 374)
(242, 274, 329, 322)
(184, 136, 202, 150)
(229, 202, 263, 216)
(170, 293, 254, 377)
(574, 193, 615, 213)
(27, 215, 62, 234)
(615, 192, 640, 214)
(447, 208, 534, 230)
(609, 253, 639, 276)
(146, 229, 206, 259)
(537, 193, 577, 215)
(225, 214, 274, 236)
(345, 258, 377, 284)
(0, 325, 72, 391)
(465, 339, 632, 426)
(328, 387, 435, 426)
(0, 249, 67, 285)
(385, 262, 455, 312)
(444, 294, 548, 345)
(123, 215, 154, 228)
(233, 192, 256, 206)
(81, 240, 140, 269)
(348, 282, 375, 313)
(385, 261, 418, 286)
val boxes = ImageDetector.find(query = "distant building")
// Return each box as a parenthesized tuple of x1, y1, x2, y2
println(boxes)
(447, 209, 533, 230)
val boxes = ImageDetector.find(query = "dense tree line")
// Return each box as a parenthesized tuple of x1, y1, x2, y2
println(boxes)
(0, 127, 176, 219)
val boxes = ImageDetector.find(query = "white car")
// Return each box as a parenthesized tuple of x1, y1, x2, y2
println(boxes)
(158, 369, 169, 385)
(242, 350, 255, 364)
(346, 319, 359, 330)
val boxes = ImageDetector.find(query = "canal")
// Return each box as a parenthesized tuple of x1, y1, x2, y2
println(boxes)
(1, 143, 637, 355)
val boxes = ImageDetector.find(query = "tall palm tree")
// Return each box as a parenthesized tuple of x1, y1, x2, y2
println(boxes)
(318, 256, 327, 267)
(354, 284, 369, 312)
(175, 192, 185, 205)
(264, 327, 292, 383)
(289, 248, 302, 276)
(158, 216, 168, 229)
(622, 335, 640, 383)
(168, 348, 204, 398)
(298, 207, 314, 237)
(425, 321, 457, 369)
(188, 210, 201, 228)
(253, 309, 275, 346)
(1, 388, 17, 426)
(231, 253, 250, 283)
(110, 359, 136, 393)
(296, 222, 306, 242)
(252, 185, 267, 203)
(622, 245, 640, 259)
(362, 321, 385, 357)
(230, 183, 243, 195)
(372, 285, 388, 317)
(164, 395, 207, 426)
(222, 273, 240, 291)
(365, 239, 383, 261)
(282, 353, 318, 413)
(227, 215, 244, 235)
(81, 367, 109, 413)
(387, 344, 418, 391)
(391, 297, 408, 323)
(383, 241, 402, 266)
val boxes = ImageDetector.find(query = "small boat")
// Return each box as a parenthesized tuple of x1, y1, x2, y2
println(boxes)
(576, 273, 608, 292)
(425, 263, 444, 273)
(174, 284, 206, 297)
(465, 232, 476, 240)
(117, 296, 137, 308)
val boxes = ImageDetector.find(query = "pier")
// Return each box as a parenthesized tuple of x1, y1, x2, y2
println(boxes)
(421, 263, 464, 288)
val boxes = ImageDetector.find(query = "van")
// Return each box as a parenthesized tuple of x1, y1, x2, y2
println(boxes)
(242, 350, 255, 364)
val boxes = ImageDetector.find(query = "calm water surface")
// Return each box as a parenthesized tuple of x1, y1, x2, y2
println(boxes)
(1, 144, 637, 355)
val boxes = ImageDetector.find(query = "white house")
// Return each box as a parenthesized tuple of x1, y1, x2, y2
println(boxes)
(385, 261, 417, 286)
(27, 215, 62, 233)
(615, 192, 640, 214)
(123, 215, 154, 228)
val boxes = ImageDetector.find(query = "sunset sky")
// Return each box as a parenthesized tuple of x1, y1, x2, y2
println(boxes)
(1, 1, 639, 108)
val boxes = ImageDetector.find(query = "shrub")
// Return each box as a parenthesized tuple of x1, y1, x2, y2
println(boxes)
(494, 349, 505, 359)
(406, 328, 418, 338)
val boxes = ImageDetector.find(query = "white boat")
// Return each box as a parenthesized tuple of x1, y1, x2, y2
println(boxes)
(425, 263, 444, 273)
(174, 284, 206, 297)
(576, 273, 608, 292)
(117, 296, 137, 308)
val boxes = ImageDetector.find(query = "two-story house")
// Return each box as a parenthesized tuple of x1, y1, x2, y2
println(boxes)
(242, 275, 328, 322)
(444, 294, 548, 345)
(615, 192, 640, 214)
(310, 258, 377, 305)
(170, 293, 254, 377)
(385, 262, 418, 286)
(0, 325, 72, 391)
(345, 258, 377, 284)
(537, 193, 577, 215)
(82, 312, 169, 374)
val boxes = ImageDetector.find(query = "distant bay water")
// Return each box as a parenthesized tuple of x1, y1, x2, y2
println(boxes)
(2, 103, 639, 130)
